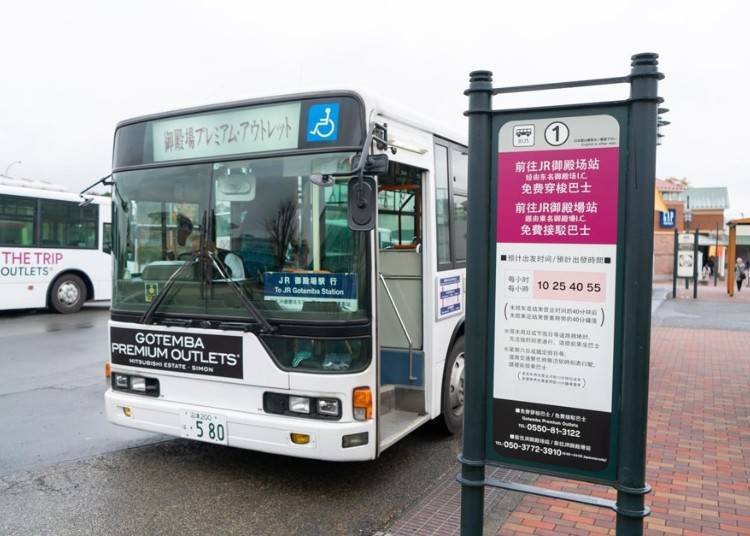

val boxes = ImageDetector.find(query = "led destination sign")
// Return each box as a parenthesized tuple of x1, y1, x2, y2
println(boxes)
(152, 102, 301, 161)
(113, 95, 365, 168)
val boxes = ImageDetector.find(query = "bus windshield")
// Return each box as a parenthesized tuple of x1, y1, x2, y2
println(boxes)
(112, 152, 368, 322)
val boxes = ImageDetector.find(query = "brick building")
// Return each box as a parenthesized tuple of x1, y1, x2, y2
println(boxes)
(653, 178, 729, 278)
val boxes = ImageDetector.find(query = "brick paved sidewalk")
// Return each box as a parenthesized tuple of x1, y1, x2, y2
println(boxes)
(385, 326, 750, 536)
(499, 326, 750, 536)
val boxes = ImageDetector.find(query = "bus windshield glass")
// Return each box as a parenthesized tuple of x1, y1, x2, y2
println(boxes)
(112, 152, 368, 322)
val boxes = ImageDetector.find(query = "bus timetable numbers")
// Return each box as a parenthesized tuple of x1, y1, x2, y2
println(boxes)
(180, 410, 228, 445)
(492, 113, 622, 479)
(534, 271, 606, 303)
(536, 280, 601, 293)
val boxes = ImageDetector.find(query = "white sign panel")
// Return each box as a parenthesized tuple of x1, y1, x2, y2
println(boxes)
(677, 250, 694, 278)
(494, 243, 616, 412)
(678, 233, 694, 246)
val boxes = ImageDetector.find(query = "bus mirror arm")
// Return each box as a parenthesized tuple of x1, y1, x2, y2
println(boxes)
(79, 175, 113, 197)
(309, 122, 389, 231)
(310, 122, 390, 185)
(78, 175, 113, 207)
(345, 122, 390, 231)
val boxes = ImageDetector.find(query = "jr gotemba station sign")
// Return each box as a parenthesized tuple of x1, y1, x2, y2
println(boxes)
(489, 109, 627, 483)
(110, 326, 244, 379)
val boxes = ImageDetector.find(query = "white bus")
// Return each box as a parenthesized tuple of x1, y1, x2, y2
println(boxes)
(105, 91, 468, 460)
(0, 178, 112, 313)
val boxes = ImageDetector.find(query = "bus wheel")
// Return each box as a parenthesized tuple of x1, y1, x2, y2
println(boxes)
(50, 274, 86, 314)
(440, 336, 465, 434)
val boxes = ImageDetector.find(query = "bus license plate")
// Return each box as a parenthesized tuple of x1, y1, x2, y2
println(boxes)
(180, 410, 228, 445)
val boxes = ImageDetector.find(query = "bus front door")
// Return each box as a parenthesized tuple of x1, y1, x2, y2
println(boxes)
(376, 168, 428, 451)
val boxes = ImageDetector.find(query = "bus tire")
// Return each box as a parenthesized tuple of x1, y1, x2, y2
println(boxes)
(50, 274, 86, 314)
(440, 336, 465, 434)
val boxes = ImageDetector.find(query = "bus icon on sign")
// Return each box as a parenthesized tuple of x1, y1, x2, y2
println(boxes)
(307, 103, 340, 142)
(513, 125, 534, 147)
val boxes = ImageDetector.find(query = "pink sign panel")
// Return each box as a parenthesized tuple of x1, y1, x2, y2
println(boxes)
(497, 147, 619, 245)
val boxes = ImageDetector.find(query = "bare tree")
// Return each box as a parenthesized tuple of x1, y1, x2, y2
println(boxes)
(265, 199, 298, 269)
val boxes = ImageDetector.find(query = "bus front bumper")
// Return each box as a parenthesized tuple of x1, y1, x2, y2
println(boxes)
(105, 389, 376, 461)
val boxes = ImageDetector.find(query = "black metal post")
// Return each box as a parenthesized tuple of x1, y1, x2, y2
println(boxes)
(693, 229, 699, 299)
(672, 229, 678, 299)
(616, 52, 662, 535)
(460, 70, 494, 536)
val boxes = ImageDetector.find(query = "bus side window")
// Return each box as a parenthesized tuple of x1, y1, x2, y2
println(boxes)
(40, 199, 98, 249)
(434, 144, 451, 268)
(0, 194, 36, 246)
(103, 222, 112, 254)
(434, 141, 468, 270)
(450, 148, 468, 265)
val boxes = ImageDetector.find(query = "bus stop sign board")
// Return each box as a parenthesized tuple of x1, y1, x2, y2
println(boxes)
(487, 105, 628, 484)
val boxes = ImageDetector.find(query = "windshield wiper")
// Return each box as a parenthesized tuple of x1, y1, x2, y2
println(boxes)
(206, 251, 276, 334)
(141, 209, 210, 326)
(139, 205, 275, 334)
(139, 254, 201, 325)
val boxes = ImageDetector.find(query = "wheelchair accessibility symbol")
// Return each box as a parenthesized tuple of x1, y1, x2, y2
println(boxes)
(306, 102, 340, 142)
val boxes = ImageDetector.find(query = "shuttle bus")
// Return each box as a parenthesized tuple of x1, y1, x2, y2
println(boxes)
(105, 91, 468, 460)
(0, 179, 112, 313)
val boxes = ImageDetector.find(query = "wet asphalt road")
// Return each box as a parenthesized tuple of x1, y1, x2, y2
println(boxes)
(0, 303, 161, 476)
(0, 305, 462, 535)
(0, 424, 461, 536)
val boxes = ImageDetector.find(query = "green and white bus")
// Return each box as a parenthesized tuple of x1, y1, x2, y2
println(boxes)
(105, 91, 468, 460)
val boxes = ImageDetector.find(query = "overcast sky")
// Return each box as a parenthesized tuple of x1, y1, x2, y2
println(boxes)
(1, 1, 747, 218)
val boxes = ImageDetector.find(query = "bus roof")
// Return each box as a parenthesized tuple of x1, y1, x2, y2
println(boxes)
(0, 178, 110, 205)
(116, 89, 467, 149)
(0, 175, 69, 192)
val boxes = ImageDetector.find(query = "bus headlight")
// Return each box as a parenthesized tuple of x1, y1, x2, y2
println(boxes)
(130, 377, 147, 392)
(113, 373, 129, 390)
(263, 392, 342, 420)
(317, 398, 340, 417)
(111, 372, 159, 397)
(289, 396, 311, 414)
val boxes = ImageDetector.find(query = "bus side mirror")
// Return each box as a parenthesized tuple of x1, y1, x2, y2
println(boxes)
(347, 176, 377, 231)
